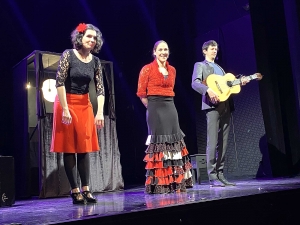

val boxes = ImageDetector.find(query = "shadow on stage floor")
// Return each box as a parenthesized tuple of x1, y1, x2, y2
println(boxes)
(1, 176, 300, 225)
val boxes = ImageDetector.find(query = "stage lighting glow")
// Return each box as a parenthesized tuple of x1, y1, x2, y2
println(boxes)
(42, 79, 57, 102)
(26, 82, 31, 89)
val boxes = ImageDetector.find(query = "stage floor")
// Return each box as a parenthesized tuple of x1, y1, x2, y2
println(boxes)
(1, 176, 300, 225)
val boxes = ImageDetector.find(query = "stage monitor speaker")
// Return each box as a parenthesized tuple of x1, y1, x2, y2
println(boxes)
(0, 156, 15, 207)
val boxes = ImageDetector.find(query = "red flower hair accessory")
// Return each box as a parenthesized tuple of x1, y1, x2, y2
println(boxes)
(76, 23, 87, 33)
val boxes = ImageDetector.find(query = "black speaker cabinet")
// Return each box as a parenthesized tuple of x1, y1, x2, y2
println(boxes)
(0, 156, 15, 207)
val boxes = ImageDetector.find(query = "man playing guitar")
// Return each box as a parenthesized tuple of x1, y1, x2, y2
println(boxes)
(191, 40, 249, 187)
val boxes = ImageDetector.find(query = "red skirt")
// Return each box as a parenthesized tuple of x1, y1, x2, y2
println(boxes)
(50, 93, 100, 153)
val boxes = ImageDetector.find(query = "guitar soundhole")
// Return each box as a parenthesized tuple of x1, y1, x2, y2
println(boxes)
(215, 81, 223, 94)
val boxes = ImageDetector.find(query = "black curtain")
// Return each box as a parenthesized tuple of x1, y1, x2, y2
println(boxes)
(39, 115, 123, 198)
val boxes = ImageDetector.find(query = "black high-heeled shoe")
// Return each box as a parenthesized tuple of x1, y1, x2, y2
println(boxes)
(70, 192, 86, 204)
(81, 191, 97, 203)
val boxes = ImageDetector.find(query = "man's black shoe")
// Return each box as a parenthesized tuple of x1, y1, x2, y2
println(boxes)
(209, 179, 225, 187)
(218, 173, 236, 186)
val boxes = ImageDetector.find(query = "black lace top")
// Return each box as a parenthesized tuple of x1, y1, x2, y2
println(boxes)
(56, 49, 105, 96)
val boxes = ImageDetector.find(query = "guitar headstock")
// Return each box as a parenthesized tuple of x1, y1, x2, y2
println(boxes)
(254, 73, 263, 80)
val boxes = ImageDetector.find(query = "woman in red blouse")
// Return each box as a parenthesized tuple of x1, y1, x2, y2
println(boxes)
(137, 40, 193, 194)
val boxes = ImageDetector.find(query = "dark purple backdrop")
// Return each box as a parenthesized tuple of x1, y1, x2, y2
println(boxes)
(1, 0, 299, 185)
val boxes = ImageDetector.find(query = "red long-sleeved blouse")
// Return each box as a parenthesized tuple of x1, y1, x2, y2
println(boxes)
(136, 60, 176, 98)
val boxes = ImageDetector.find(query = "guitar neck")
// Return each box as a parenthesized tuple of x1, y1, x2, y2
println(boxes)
(231, 74, 259, 86)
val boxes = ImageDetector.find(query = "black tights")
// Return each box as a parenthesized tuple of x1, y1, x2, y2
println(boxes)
(63, 153, 90, 189)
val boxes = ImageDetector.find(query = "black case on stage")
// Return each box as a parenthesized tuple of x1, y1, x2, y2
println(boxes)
(0, 156, 15, 207)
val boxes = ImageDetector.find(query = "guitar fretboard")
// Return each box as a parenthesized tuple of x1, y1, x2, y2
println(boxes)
(231, 74, 258, 86)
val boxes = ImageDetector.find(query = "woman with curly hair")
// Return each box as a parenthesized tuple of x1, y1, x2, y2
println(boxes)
(50, 23, 105, 204)
(137, 40, 193, 194)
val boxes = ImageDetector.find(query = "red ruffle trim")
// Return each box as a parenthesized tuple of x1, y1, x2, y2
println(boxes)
(144, 146, 192, 186)
(145, 173, 184, 185)
(144, 147, 189, 163)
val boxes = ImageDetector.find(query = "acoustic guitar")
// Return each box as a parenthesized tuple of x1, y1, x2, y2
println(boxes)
(204, 73, 263, 102)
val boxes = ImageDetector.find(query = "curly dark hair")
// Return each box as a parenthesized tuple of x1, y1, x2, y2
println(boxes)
(71, 24, 103, 53)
